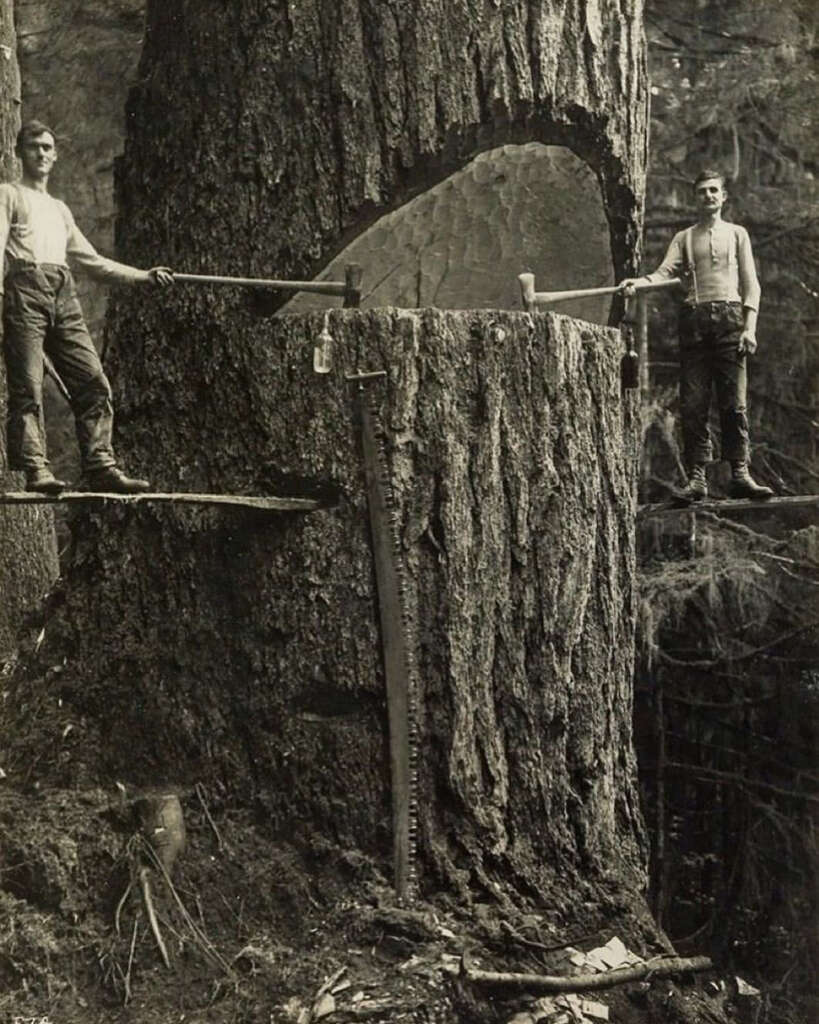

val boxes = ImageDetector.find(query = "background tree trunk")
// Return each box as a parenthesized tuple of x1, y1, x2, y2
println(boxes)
(45, 0, 649, 900)
(0, 0, 58, 658)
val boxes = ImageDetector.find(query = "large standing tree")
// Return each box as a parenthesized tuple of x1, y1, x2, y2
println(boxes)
(32, 0, 651, 904)
(0, 0, 58, 658)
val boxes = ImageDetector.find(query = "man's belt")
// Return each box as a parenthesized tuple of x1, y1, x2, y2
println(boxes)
(4, 259, 71, 281)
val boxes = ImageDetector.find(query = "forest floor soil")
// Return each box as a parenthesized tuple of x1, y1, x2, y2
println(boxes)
(0, 623, 788, 1024)
(0, 785, 741, 1024)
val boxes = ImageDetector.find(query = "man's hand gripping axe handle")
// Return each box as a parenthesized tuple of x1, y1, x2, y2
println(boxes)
(518, 273, 681, 311)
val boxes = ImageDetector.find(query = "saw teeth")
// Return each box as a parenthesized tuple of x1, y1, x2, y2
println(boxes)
(357, 386, 420, 902)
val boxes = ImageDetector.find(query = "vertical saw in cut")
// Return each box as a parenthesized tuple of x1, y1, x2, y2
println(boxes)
(348, 370, 419, 902)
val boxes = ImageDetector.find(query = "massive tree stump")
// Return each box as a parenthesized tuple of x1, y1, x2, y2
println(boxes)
(56, 306, 646, 896)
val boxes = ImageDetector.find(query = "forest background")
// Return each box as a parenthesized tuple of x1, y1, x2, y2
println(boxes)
(637, 2, 818, 1016)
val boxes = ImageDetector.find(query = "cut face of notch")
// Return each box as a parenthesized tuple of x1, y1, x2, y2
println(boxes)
(282, 144, 614, 326)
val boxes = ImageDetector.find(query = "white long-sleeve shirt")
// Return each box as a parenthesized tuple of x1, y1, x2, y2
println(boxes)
(0, 182, 144, 295)
(646, 220, 761, 311)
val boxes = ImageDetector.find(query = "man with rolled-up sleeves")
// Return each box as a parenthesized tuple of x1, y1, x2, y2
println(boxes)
(622, 169, 773, 502)
(1, 119, 173, 495)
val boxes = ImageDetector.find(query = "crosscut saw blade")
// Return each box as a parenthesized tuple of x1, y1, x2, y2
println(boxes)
(349, 371, 418, 902)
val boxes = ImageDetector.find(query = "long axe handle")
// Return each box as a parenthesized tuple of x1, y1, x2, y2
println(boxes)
(174, 263, 363, 307)
(518, 273, 682, 311)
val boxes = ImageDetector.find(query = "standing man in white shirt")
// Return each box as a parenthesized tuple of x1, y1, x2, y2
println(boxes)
(1, 120, 173, 494)
(622, 169, 773, 502)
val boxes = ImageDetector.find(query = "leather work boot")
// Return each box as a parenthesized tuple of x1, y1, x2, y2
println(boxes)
(677, 463, 708, 502)
(728, 462, 774, 500)
(84, 466, 151, 494)
(25, 467, 67, 495)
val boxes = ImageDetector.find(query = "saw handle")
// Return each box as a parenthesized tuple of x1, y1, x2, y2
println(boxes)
(518, 273, 682, 311)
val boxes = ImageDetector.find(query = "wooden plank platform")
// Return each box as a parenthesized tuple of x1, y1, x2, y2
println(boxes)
(638, 494, 819, 520)
(0, 491, 325, 512)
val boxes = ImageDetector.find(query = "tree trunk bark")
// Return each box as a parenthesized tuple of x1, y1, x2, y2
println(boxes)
(0, 0, 59, 658)
(48, 0, 649, 901)
(115, 0, 649, 292)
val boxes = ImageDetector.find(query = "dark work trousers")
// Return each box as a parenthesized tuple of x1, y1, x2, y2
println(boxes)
(678, 300, 749, 469)
(2, 264, 116, 473)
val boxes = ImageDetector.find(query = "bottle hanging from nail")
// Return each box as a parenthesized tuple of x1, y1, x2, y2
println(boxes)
(313, 313, 333, 374)
(621, 346, 640, 390)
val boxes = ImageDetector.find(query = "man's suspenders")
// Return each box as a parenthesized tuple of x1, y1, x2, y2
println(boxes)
(684, 227, 698, 304)
(683, 224, 740, 307)
(10, 183, 27, 231)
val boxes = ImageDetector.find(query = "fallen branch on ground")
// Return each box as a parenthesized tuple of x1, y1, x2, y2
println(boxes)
(462, 954, 712, 993)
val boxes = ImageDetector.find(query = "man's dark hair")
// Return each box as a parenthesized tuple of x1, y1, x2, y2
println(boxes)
(693, 168, 726, 189)
(15, 120, 57, 155)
